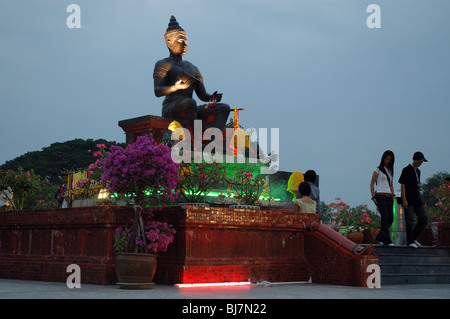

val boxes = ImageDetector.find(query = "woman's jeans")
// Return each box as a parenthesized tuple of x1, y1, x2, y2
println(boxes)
(404, 204, 428, 245)
(375, 194, 394, 244)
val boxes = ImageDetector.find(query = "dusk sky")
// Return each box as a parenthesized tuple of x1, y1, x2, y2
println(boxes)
(1, 0, 449, 210)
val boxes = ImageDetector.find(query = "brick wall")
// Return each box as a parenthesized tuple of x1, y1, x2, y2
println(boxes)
(0, 206, 377, 287)
(153, 206, 319, 284)
(436, 222, 450, 246)
(304, 231, 378, 287)
(0, 206, 133, 284)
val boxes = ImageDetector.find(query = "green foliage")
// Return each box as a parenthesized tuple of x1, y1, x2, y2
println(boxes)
(421, 171, 449, 207)
(350, 204, 380, 229)
(319, 201, 332, 223)
(326, 197, 380, 231)
(23, 179, 59, 210)
(0, 138, 125, 185)
(0, 138, 126, 210)
(0, 168, 41, 211)
(178, 161, 226, 203)
(427, 180, 450, 222)
(113, 227, 129, 253)
(227, 170, 266, 206)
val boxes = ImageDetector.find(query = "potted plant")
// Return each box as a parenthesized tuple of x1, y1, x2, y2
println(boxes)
(227, 170, 267, 209)
(177, 156, 225, 206)
(100, 134, 180, 289)
(429, 181, 450, 246)
(327, 198, 377, 244)
(113, 221, 176, 289)
(349, 204, 379, 243)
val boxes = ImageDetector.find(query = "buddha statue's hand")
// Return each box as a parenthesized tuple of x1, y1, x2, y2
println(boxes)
(212, 91, 223, 102)
(173, 79, 191, 91)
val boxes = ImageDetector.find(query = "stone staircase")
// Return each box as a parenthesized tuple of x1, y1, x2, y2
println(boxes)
(374, 245, 450, 285)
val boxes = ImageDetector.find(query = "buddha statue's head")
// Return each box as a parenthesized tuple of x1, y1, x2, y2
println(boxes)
(164, 16, 188, 56)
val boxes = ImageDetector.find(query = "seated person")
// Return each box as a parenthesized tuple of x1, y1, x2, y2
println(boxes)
(296, 170, 320, 214)
(293, 182, 317, 214)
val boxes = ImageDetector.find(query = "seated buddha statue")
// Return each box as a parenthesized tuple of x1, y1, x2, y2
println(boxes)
(153, 16, 231, 143)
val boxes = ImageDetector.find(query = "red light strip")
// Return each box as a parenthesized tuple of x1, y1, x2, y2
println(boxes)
(174, 281, 252, 288)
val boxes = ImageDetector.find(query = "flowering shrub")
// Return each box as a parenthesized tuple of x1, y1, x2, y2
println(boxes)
(328, 197, 349, 218)
(100, 134, 179, 253)
(327, 197, 349, 232)
(351, 204, 378, 229)
(327, 197, 378, 234)
(72, 144, 107, 200)
(0, 167, 41, 211)
(114, 221, 176, 254)
(430, 182, 450, 222)
(227, 170, 266, 206)
(177, 159, 225, 203)
(100, 135, 179, 206)
(143, 221, 176, 253)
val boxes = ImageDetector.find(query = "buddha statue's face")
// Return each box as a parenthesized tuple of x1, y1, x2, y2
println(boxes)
(166, 32, 188, 56)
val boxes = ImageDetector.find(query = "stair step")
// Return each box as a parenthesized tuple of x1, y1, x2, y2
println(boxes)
(372, 246, 450, 285)
(377, 256, 450, 264)
(379, 263, 450, 274)
(374, 246, 450, 256)
(381, 273, 450, 285)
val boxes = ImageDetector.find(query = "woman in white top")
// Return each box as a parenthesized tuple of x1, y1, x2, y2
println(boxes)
(370, 150, 395, 246)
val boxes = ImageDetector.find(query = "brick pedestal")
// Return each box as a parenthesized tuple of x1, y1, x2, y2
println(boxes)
(0, 206, 133, 285)
(152, 206, 320, 284)
(0, 206, 376, 286)
(118, 115, 182, 144)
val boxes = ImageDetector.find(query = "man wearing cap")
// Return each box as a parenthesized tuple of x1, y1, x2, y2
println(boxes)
(398, 152, 428, 248)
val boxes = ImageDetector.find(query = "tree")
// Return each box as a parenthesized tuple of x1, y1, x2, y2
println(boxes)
(421, 171, 449, 207)
(0, 168, 41, 211)
(320, 201, 332, 223)
(0, 138, 125, 185)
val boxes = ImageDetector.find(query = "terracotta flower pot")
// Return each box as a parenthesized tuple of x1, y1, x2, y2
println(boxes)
(362, 228, 380, 244)
(115, 253, 157, 289)
(347, 230, 364, 244)
(432, 222, 450, 246)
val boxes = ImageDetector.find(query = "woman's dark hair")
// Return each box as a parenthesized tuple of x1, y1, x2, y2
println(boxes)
(304, 170, 317, 184)
(378, 150, 395, 184)
(298, 182, 311, 197)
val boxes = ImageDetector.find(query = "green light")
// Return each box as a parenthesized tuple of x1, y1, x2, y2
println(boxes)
(182, 190, 280, 201)
(392, 197, 397, 232)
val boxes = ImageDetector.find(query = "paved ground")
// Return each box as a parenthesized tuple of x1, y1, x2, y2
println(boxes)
(1, 278, 449, 299)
